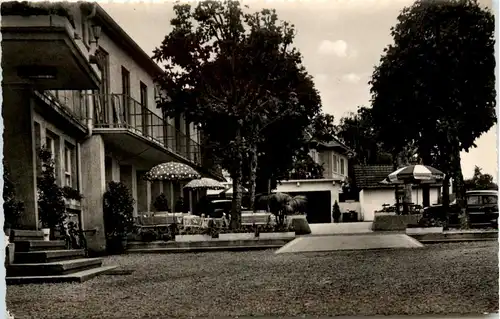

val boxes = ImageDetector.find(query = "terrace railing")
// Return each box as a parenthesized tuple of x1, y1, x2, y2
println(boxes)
(84, 93, 202, 165)
(40, 90, 88, 123)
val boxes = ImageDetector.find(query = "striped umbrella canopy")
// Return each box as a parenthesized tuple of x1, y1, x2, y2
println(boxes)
(143, 162, 201, 181)
(387, 164, 444, 184)
(183, 178, 225, 190)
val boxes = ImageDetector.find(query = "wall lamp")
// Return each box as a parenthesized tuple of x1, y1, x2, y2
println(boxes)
(90, 25, 102, 46)
(89, 24, 102, 64)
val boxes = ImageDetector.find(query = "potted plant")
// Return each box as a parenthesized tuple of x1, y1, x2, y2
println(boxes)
(153, 193, 169, 212)
(3, 163, 24, 238)
(332, 200, 341, 223)
(61, 186, 83, 207)
(37, 148, 67, 241)
(103, 181, 135, 254)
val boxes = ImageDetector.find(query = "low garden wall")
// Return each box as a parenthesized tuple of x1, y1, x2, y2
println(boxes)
(372, 214, 422, 231)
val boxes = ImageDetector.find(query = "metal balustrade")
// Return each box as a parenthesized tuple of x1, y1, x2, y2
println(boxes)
(42, 90, 88, 123)
(83, 93, 202, 165)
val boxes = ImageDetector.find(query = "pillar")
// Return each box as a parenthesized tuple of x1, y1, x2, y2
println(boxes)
(136, 170, 149, 215)
(3, 85, 38, 229)
(150, 181, 162, 212)
(163, 181, 172, 212)
(422, 184, 430, 207)
(121, 165, 140, 216)
(80, 135, 107, 254)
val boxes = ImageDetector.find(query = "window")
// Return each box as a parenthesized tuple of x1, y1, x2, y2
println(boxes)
(483, 195, 498, 204)
(154, 85, 161, 101)
(34, 122, 42, 175)
(340, 158, 345, 175)
(44, 131, 60, 182)
(467, 196, 481, 205)
(140, 82, 149, 135)
(64, 143, 74, 187)
(332, 154, 338, 173)
(45, 135, 55, 160)
(120, 67, 130, 124)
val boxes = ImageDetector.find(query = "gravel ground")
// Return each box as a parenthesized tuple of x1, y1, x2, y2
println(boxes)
(7, 242, 498, 319)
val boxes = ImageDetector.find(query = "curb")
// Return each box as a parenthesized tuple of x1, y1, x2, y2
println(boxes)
(127, 245, 283, 254)
(410, 231, 498, 243)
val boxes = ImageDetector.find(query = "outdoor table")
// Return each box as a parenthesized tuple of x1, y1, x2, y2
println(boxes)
(241, 212, 273, 225)
(139, 212, 185, 226)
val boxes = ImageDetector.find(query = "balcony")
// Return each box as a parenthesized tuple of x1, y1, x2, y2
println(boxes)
(85, 93, 202, 167)
(33, 90, 89, 136)
(1, 2, 99, 89)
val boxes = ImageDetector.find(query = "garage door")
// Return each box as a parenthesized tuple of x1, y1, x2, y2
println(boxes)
(288, 191, 331, 224)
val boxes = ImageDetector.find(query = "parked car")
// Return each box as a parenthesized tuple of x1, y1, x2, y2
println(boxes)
(423, 190, 498, 227)
(466, 190, 498, 227)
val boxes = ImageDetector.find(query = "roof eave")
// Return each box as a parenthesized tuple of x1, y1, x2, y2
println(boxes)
(94, 3, 164, 78)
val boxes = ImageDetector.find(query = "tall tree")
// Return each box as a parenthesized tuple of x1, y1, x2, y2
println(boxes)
(252, 111, 335, 195)
(464, 166, 498, 190)
(336, 106, 392, 165)
(153, 1, 315, 226)
(370, 0, 496, 220)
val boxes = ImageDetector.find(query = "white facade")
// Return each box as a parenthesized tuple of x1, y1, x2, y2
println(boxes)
(359, 187, 441, 221)
(310, 148, 349, 181)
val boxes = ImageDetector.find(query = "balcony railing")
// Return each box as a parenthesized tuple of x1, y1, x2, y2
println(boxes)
(84, 93, 202, 165)
(43, 90, 88, 122)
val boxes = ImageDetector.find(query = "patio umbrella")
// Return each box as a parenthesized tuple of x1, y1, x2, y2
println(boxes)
(143, 162, 201, 181)
(387, 164, 444, 183)
(183, 178, 226, 212)
(183, 178, 225, 190)
(143, 162, 201, 225)
(385, 164, 445, 209)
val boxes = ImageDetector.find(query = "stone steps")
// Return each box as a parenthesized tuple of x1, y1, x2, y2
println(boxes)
(14, 240, 67, 252)
(7, 229, 117, 285)
(7, 257, 103, 277)
(10, 230, 44, 241)
(6, 265, 118, 285)
(14, 249, 85, 263)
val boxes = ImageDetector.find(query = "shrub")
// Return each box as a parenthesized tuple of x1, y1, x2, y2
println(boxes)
(37, 148, 66, 236)
(417, 217, 447, 228)
(103, 181, 135, 239)
(3, 163, 24, 231)
(61, 186, 83, 201)
(332, 200, 341, 222)
(153, 193, 169, 211)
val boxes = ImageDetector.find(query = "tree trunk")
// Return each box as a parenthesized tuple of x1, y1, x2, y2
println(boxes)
(400, 150, 412, 215)
(230, 127, 243, 229)
(442, 175, 451, 208)
(450, 146, 468, 228)
(248, 143, 258, 212)
(392, 153, 401, 214)
(400, 148, 412, 215)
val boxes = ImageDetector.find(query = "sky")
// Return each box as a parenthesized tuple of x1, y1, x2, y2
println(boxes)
(100, 0, 498, 180)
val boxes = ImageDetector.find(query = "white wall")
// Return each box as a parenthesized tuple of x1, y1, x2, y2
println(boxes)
(314, 149, 349, 180)
(359, 187, 440, 221)
(98, 33, 161, 118)
(275, 179, 342, 223)
(339, 201, 361, 214)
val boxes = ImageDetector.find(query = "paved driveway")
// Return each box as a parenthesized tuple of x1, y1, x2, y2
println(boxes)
(7, 242, 497, 318)
(308, 222, 373, 235)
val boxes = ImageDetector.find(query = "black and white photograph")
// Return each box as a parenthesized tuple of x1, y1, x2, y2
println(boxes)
(2, 0, 498, 318)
